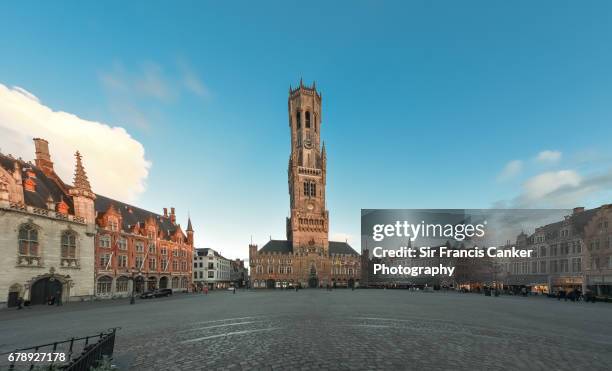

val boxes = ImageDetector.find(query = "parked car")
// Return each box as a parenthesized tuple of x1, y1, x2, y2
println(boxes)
(154, 289, 173, 297)
(140, 291, 155, 299)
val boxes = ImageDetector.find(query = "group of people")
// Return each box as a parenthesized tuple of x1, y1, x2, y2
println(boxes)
(556, 289, 597, 303)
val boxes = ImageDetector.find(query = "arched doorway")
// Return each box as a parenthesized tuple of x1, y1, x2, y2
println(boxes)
(30, 277, 62, 305)
(159, 276, 169, 289)
(308, 264, 318, 288)
(134, 276, 145, 293)
(308, 276, 319, 288)
(147, 277, 157, 291)
(266, 279, 276, 289)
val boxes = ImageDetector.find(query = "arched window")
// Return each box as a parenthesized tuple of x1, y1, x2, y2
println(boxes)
(61, 231, 77, 259)
(296, 111, 301, 129)
(305, 111, 311, 128)
(314, 116, 317, 132)
(172, 277, 179, 288)
(18, 224, 39, 257)
(116, 276, 129, 292)
(97, 276, 112, 295)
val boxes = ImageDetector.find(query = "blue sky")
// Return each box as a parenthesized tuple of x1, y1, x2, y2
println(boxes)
(1, 1, 612, 259)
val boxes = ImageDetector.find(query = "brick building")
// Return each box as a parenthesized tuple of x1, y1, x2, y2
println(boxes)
(249, 81, 360, 289)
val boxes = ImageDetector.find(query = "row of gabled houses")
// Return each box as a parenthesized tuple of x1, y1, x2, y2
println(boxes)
(0, 138, 209, 307)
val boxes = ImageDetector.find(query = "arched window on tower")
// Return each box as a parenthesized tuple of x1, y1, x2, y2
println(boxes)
(296, 111, 301, 129)
(305, 111, 311, 128)
(314, 115, 317, 132)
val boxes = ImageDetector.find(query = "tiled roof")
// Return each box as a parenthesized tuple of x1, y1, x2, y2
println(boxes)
(94, 194, 180, 241)
(259, 239, 359, 256)
(0, 153, 74, 213)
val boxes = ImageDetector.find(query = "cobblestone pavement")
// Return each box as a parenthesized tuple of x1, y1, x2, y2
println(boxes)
(1, 290, 611, 370)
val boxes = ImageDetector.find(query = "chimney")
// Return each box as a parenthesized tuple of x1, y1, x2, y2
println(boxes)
(163, 208, 168, 217)
(573, 207, 585, 215)
(170, 207, 176, 224)
(33, 138, 54, 176)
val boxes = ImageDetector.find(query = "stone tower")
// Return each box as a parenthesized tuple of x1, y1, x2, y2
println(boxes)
(286, 79, 329, 253)
(69, 151, 96, 224)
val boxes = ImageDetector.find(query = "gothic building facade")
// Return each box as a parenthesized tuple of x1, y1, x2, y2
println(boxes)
(0, 138, 193, 307)
(249, 81, 360, 289)
(0, 139, 96, 307)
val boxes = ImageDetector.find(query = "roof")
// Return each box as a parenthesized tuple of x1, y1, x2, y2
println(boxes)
(94, 194, 180, 241)
(0, 153, 74, 213)
(195, 248, 228, 260)
(329, 241, 359, 256)
(258, 239, 359, 256)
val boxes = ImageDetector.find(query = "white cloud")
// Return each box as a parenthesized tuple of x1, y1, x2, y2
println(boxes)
(536, 150, 562, 163)
(0, 83, 151, 202)
(497, 160, 523, 182)
(523, 170, 581, 200)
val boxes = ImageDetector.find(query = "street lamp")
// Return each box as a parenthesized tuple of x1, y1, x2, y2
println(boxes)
(130, 267, 142, 305)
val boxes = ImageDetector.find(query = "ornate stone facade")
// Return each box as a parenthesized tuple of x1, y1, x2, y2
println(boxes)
(0, 138, 193, 307)
(0, 139, 95, 307)
(249, 81, 360, 289)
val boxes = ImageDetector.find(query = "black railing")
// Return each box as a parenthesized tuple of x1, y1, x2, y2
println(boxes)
(1, 327, 120, 370)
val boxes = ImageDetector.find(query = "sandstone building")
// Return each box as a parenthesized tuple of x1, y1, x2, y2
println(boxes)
(249, 81, 360, 289)
(0, 139, 95, 307)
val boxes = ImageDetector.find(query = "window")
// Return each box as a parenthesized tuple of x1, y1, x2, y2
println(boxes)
(296, 111, 301, 129)
(135, 241, 144, 253)
(61, 231, 76, 258)
(149, 257, 157, 270)
(208, 271, 215, 278)
(199, 271, 203, 279)
(305, 111, 311, 128)
(181, 261, 187, 271)
(99, 235, 111, 248)
(161, 248, 167, 256)
(118, 255, 128, 268)
(100, 253, 111, 268)
(147, 229, 155, 240)
(108, 218, 118, 231)
(97, 276, 112, 295)
(161, 259, 168, 271)
(314, 116, 317, 132)
(303, 181, 316, 197)
(256, 266, 263, 274)
(148, 243, 156, 254)
(572, 258, 581, 272)
(173, 260, 179, 271)
(539, 261, 546, 274)
(268, 266, 273, 274)
(116, 276, 129, 292)
(118, 237, 127, 250)
(539, 246, 546, 257)
(208, 262, 214, 269)
(135, 255, 144, 270)
(18, 224, 39, 257)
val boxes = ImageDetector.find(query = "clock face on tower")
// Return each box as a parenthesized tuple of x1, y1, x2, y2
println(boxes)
(303, 137, 312, 149)
(307, 203, 314, 211)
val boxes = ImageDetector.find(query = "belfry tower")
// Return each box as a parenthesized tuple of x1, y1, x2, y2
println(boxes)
(286, 79, 329, 254)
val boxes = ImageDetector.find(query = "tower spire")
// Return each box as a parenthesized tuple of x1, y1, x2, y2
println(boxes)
(73, 151, 92, 192)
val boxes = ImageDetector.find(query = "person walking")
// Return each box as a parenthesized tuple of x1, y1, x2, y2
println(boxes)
(232, 286, 236, 294)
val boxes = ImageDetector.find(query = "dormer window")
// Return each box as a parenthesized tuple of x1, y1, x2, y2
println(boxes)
(108, 218, 119, 231)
